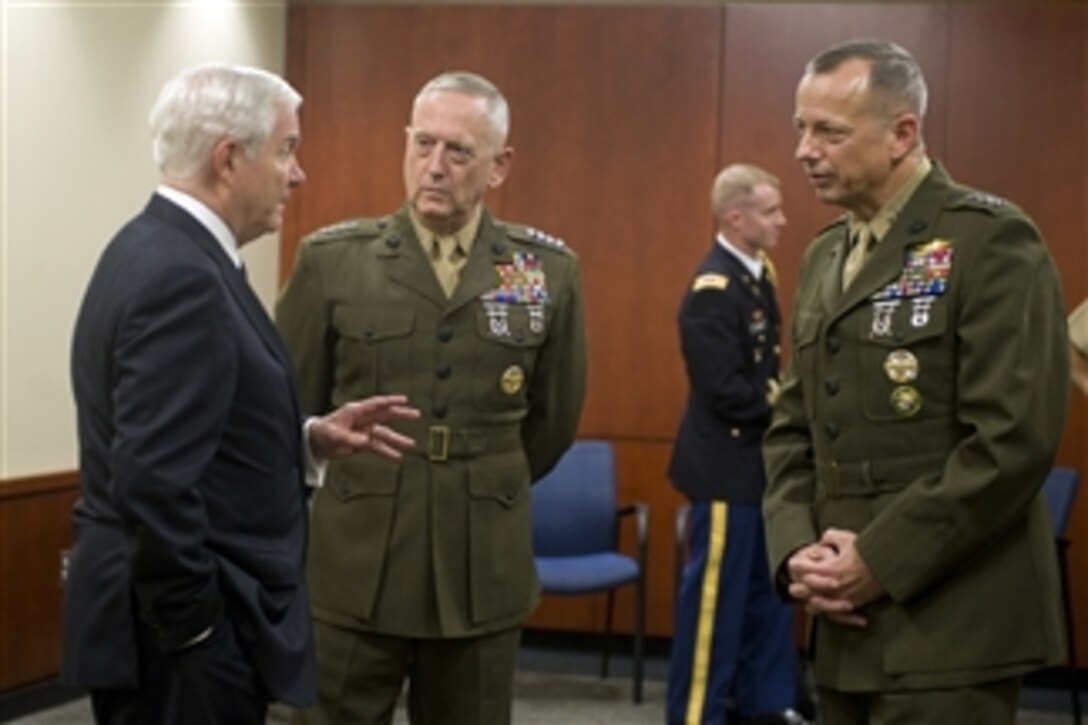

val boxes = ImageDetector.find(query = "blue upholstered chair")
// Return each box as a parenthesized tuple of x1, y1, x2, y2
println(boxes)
(530, 440, 649, 703)
(1042, 466, 1083, 725)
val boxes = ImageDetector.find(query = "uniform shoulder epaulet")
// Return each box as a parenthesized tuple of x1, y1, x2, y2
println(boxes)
(692, 273, 730, 292)
(816, 214, 849, 236)
(304, 217, 385, 245)
(949, 188, 1014, 216)
(502, 222, 572, 255)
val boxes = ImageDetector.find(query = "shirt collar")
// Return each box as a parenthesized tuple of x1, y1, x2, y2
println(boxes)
(716, 233, 763, 280)
(849, 156, 932, 245)
(409, 205, 482, 257)
(156, 184, 242, 268)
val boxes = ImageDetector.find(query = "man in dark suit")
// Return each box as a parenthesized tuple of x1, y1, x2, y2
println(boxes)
(667, 164, 805, 725)
(276, 71, 586, 725)
(764, 39, 1069, 724)
(62, 63, 419, 725)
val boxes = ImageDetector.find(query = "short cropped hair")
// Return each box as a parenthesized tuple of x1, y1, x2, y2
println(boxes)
(413, 71, 510, 146)
(711, 163, 780, 218)
(806, 38, 928, 119)
(149, 63, 302, 180)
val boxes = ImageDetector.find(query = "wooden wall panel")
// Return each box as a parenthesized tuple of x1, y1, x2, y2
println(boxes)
(491, 7, 722, 440)
(944, 2, 1088, 664)
(0, 476, 78, 691)
(283, 5, 723, 441)
(281, 3, 1088, 663)
(718, 3, 949, 332)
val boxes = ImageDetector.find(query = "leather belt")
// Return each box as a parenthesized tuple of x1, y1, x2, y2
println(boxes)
(399, 422, 522, 462)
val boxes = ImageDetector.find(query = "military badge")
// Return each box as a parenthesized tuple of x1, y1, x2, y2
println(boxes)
(484, 301, 510, 336)
(883, 349, 919, 383)
(870, 300, 899, 337)
(500, 365, 525, 395)
(889, 385, 923, 417)
(692, 273, 728, 292)
(529, 304, 546, 334)
(911, 295, 935, 328)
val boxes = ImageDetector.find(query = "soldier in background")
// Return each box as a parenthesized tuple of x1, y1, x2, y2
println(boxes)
(667, 164, 808, 725)
(276, 71, 587, 725)
(764, 38, 1069, 724)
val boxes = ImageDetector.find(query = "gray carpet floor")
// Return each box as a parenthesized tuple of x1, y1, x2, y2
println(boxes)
(5, 670, 1079, 724)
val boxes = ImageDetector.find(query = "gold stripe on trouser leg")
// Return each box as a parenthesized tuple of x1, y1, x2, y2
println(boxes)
(684, 501, 728, 725)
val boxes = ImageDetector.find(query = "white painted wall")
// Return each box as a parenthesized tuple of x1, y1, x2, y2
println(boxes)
(1, 0, 288, 477)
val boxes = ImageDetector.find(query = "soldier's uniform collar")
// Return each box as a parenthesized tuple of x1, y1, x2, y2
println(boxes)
(408, 205, 482, 258)
(715, 232, 763, 280)
(849, 156, 932, 246)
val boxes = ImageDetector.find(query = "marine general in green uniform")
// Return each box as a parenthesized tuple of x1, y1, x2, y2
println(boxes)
(276, 72, 586, 725)
(763, 40, 1069, 724)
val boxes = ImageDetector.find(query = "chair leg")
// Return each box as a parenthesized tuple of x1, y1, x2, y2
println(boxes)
(633, 573, 645, 704)
(1058, 542, 1083, 725)
(601, 589, 615, 680)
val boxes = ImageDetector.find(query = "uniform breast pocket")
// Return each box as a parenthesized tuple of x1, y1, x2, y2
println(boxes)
(332, 307, 414, 396)
(858, 296, 953, 422)
(471, 304, 544, 413)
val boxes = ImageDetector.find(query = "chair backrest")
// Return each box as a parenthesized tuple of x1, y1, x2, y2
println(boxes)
(531, 440, 618, 557)
(1042, 466, 1081, 537)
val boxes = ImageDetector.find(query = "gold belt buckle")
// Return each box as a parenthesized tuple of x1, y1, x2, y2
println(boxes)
(428, 425, 450, 462)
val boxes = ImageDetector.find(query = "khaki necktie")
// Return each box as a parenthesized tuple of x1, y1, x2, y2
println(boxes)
(842, 226, 873, 291)
(432, 236, 463, 297)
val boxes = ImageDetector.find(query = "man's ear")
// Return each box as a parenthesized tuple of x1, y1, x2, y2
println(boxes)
(724, 206, 744, 229)
(889, 112, 920, 161)
(488, 146, 514, 189)
(211, 137, 240, 180)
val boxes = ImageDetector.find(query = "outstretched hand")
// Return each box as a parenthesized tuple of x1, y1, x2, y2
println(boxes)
(308, 394, 421, 461)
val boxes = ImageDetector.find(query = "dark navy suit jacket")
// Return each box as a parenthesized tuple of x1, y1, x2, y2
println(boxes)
(62, 194, 316, 706)
(668, 241, 781, 503)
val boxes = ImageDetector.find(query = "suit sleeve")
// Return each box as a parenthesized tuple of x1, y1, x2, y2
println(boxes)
(856, 215, 1069, 603)
(276, 241, 335, 415)
(523, 255, 587, 481)
(111, 262, 235, 651)
(680, 284, 772, 425)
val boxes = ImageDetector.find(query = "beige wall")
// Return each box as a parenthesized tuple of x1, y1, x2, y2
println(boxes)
(1, 1, 288, 478)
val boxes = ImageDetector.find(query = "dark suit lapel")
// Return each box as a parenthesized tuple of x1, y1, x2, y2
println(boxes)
(145, 194, 293, 371)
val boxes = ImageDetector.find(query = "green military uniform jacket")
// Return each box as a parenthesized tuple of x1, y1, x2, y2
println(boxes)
(276, 205, 587, 638)
(763, 164, 1069, 691)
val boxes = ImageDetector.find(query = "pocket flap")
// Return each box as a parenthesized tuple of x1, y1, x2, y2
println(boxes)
(336, 307, 415, 342)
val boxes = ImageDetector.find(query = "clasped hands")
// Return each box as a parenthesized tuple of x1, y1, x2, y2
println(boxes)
(308, 394, 421, 461)
(787, 528, 885, 628)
